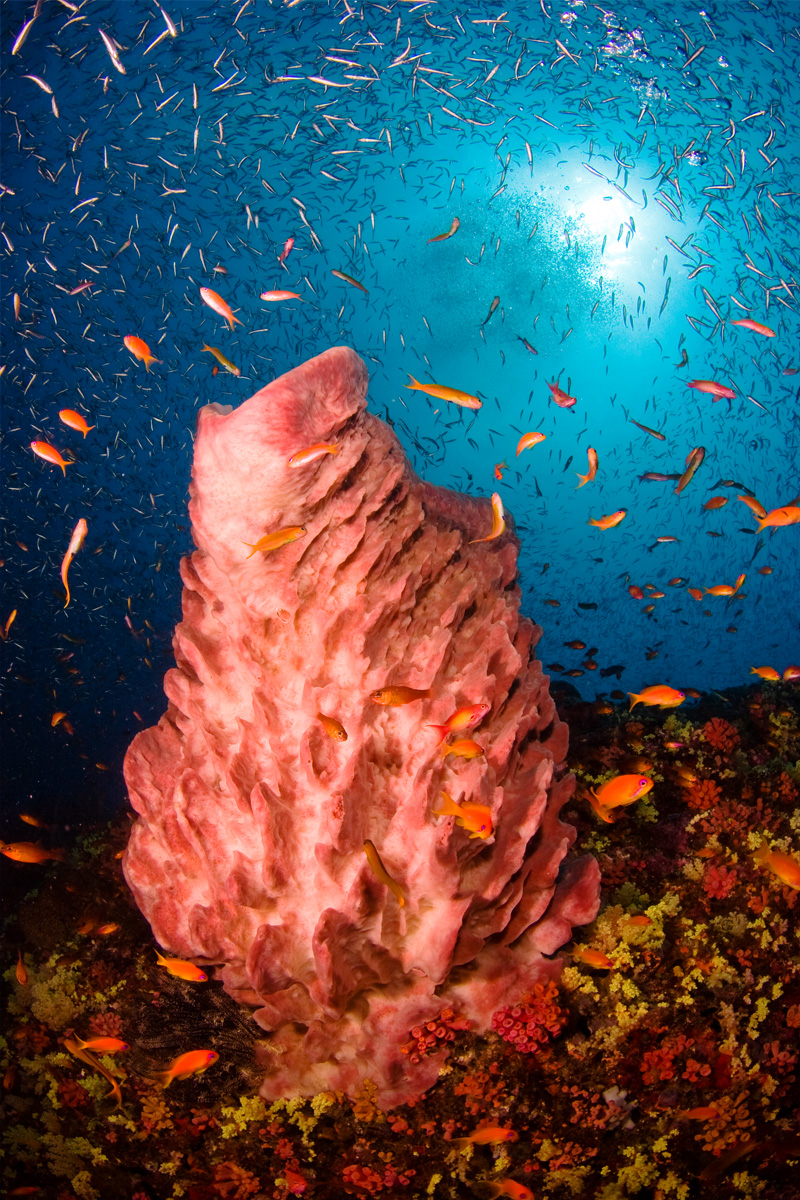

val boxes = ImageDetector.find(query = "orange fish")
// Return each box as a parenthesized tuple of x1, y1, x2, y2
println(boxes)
(16, 950, 27, 985)
(575, 447, 598, 488)
(547, 380, 577, 409)
(702, 496, 728, 510)
(485, 1182, 535, 1200)
(571, 947, 614, 969)
(752, 835, 800, 890)
(737, 494, 768, 519)
(123, 335, 160, 370)
(199, 286, 242, 329)
(427, 702, 490, 744)
(152, 1048, 219, 1088)
(588, 509, 626, 530)
(755, 505, 800, 533)
(427, 217, 460, 243)
(60, 518, 88, 609)
(494, 460, 508, 481)
(730, 318, 775, 337)
(588, 774, 653, 818)
(626, 915, 652, 926)
(287, 443, 338, 467)
(681, 1106, 721, 1120)
(758, 566, 773, 574)
(783, 665, 800, 681)
(317, 712, 347, 741)
(687, 587, 704, 601)
(0, 841, 65, 864)
(441, 738, 484, 760)
(686, 379, 736, 400)
(260, 289, 303, 301)
(155, 949, 208, 982)
(516, 431, 546, 456)
(59, 409, 95, 437)
(0, 609, 17, 641)
(433, 792, 493, 839)
(71, 1035, 128, 1053)
(750, 666, 780, 681)
(371, 686, 430, 705)
(51, 711, 67, 727)
(470, 492, 505, 543)
(64, 1036, 122, 1107)
(705, 573, 745, 598)
(243, 525, 307, 559)
(30, 441, 71, 475)
(405, 374, 481, 410)
(675, 445, 705, 495)
(363, 839, 405, 907)
(628, 585, 644, 599)
(628, 685, 685, 710)
(453, 1124, 516, 1148)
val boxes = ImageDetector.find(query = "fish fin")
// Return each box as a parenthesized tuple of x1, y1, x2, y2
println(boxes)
(575, 472, 588, 488)
(427, 724, 449, 744)
(628, 693, 640, 710)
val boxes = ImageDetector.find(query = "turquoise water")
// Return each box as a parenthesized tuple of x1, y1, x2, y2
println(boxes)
(1, 0, 798, 815)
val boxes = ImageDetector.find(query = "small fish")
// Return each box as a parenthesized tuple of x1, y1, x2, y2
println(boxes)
(260, 290, 304, 301)
(16, 950, 27, 985)
(702, 496, 728, 510)
(629, 418, 665, 440)
(452, 1124, 516, 1148)
(730, 318, 775, 337)
(371, 686, 431, 705)
(494, 460, 508, 481)
(317, 712, 347, 741)
(485, 1181, 535, 1200)
(123, 335, 160, 371)
(406, 374, 481, 410)
(571, 947, 614, 969)
(331, 268, 368, 293)
(152, 1049, 219, 1088)
(363, 839, 405, 906)
(30, 441, 71, 476)
(755, 505, 800, 533)
(277, 236, 294, 265)
(575, 447, 598, 488)
(0, 841, 66, 864)
(628, 685, 685, 710)
(98, 28, 126, 75)
(640, 472, 680, 482)
(587, 774, 653, 821)
(738, 494, 768, 519)
(427, 702, 490, 743)
(60, 518, 88, 609)
(750, 666, 780, 681)
(59, 409, 95, 437)
(752, 835, 800, 889)
(588, 509, 626, 530)
(626, 915, 653, 927)
(687, 379, 736, 401)
(516, 431, 546, 456)
(547, 380, 577, 409)
(199, 286, 242, 329)
(243, 525, 307, 559)
(469, 492, 505, 543)
(441, 737, 484, 760)
(758, 566, 773, 574)
(433, 792, 493, 839)
(517, 335, 538, 355)
(64, 1036, 122, 1107)
(428, 217, 460, 242)
(675, 446, 705, 495)
(564, 640, 586, 649)
(0, 609, 17, 641)
(783, 665, 800, 681)
(480, 295, 500, 326)
(71, 1035, 128, 1053)
(287, 443, 338, 468)
(705, 573, 745, 597)
(154, 949, 208, 982)
(202, 344, 240, 376)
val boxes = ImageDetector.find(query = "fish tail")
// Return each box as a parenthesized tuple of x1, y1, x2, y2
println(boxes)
(242, 543, 256, 559)
(427, 724, 449, 744)
(628, 693, 640, 710)
(152, 1070, 172, 1089)
(752, 836, 770, 865)
(575, 472, 589, 488)
(63, 584, 70, 609)
(406, 374, 419, 389)
(330, 444, 340, 455)
(85, 426, 96, 435)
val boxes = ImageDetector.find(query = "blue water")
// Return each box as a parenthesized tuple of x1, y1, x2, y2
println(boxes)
(1, 0, 798, 820)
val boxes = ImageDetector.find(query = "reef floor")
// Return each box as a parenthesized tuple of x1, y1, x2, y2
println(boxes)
(2, 682, 800, 1200)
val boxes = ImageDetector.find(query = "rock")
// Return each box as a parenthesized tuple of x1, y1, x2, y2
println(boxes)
(122, 346, 600, 1108)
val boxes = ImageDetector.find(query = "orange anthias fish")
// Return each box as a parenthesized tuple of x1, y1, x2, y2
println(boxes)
(260, 289, 304, 301)
(405, 374, 482, 410)
(453, 1124, 516, 1148)
(71, 1035, 128, 1053)
(738, 494, 768, 521)
(30, 441, 71, 475)
(587, 774, 653, 821)
(547, 380, 577, 409)
(64, 1036, 123, 1107)
(485, 1181, 535, 1200)
(16, 950, 27, 985)
(243, 525, 307, 559)
(687, 379, 736, 400)
(59, 409, 95, 437)
(371, 686, 431, 705)
(588, 509, 626, 530)
(784, 665, 800, 681)
(363, 839, 405, 907)
(287, 443, 338, 467)
(0, 841, 65, 864)
(575, 447, 598, 488)
(199, 286, 242, 329)
(470, 492, 505, 543)
(155, 949, 208, 982)
(152, 1049, 219, 1088)
(571, 947, 614, 969)
(628, 685, 685, 710)
(317, 712, 347, 741)
(750, 666, 780, 681)
(730, 318, 775, 337)
(123, 335, 160, 370)
(433, 792, 493, 839)
(427, 217, 460, 242)
(675, 445, 705, 495)
(61, 518, 88, 609)
(755, 505, 800, 533)
(427, 702, 490, 743)
(752, 836, 800, 890)
(702, 495, 728, 510)
(494, 460, 508, 481)
(441, 738, 484, 760)
(516, 431, 546, 456)
(704, 573, 745, 598)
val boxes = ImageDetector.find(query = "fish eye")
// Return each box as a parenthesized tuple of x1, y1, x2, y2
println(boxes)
(640, 778, 649, 787)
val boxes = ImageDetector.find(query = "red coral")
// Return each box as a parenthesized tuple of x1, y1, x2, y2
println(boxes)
(491, 981, 567, 1054)
(89, 1010, 124, 1038)
(341, 1163, 415, 1195)
(685, 778, 723, 811)
(764, 770, 799, 805)
(399, 1007, 472, 1064)
(57, 1077, 90, 1108)
(640, 1045, 676, 1084)
(701, 717, 740, 753)
(703, 863, 738, 899)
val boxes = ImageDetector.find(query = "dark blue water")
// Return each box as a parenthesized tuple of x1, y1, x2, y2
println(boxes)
(1, 0, 798, 823)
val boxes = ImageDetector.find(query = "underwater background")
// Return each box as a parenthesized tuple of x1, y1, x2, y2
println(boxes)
(2, 2, 800, 1198)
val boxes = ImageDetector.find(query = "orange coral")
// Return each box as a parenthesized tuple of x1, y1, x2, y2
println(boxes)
(212, 1162, 262, 1199)
(685, 778, 723, 810)
(701, 717, 741, 753)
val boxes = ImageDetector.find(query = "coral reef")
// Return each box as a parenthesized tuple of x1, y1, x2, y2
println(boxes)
(122, 347, 599, 1106)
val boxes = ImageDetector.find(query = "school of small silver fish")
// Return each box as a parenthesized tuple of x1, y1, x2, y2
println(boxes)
(1, 0, 798, 802)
